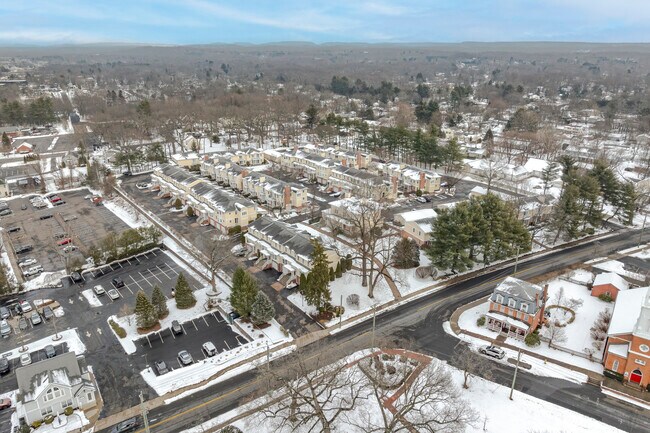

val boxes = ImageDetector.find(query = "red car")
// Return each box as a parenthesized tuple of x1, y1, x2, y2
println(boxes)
(50, 196, 62, 203)
(57, 238, 72, 246)
(0, 398, 11, 410)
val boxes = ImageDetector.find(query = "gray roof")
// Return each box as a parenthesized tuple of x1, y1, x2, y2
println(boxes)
(158, 164, 202, 186)
(191, 181, 256, 212)
(494, 277, 543, 302)
(16, 352, 83, 395)
(249, 216, 315, 258)
(332, 165, 386, 183)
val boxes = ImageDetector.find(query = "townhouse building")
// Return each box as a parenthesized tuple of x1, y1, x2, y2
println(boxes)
(322, 197, 383, 234)
(377, 162, 442, 194)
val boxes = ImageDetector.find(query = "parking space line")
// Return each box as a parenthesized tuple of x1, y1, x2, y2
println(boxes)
(147, 268, 164, 284)
(150, 250, 157, 257)
(156, 265, 173, 280)
(170, 329, 176, 340)
(202, 315, 209, 327)
(191, 320, 198, 331)
(158, 332, 164, 344)
(180, 324, 187, 335)
(122, 284, 134, 295)
(130, 275, 146, 292)
(139, 271, 154, 287)
(212, 312, 224, 323)
(224, 340, 231, 350)
(236, 335, 247, 345)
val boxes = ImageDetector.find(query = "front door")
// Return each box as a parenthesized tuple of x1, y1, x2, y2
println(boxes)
(630, 369, 643, 384)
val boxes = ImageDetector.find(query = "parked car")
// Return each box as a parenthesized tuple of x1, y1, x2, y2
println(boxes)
(479, 345, 506, 359)
(0, 209, 12, 216)
(122, 171, 132, 176)
(70, 272, 83, 283)
(18, 317, 28, 331)
(0, 320, 11, 337)
(228, 311, 241, 322)
(0, 306, 10, 320)
(21, 203, 27, 210)
(93, 285, 106, 296)
(39, 214, 53, 220)
(329, 191, 342, 197)
(202, 341, 217, 357)
(0, 357, 10, 374)
(415, 196, 428, 203)
(30, 311, 42, 326)
(20, 353, 31, 366)
(15, 245, 33, 254)
(178, 350, 193, 366)
(84, 194, 92, 200)
(42, 306, 54, 320)
(7, 226, 20, 233)
(171, 320, 183, 335)
(20, 300, 32, 313)
(44, 344, 56, 358)
(24, 265, 44, 277)
(53, 200, 66, 206)
(57, 238, 72, 246)
(18, 258, 37, 267)
(0, 398, 11, 410)
(109, 417, 139, 433)
(154, 360, 169, 375)
(112, 277, 125, 288)
(136, 182, 151, 189)
(63, 245, 78, 253)
(53, 232, 68, 240)
(107, 289, 120, 300)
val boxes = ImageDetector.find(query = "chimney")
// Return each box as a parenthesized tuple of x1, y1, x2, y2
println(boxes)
(284, 185, 291, 206)
(356, 151, 363, 168)
(342, 158, 347, 167)
(419, 172, 426, 190)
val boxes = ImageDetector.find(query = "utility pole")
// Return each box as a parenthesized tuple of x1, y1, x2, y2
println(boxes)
(266, 342, 270, 371)
(509, 348, 522, 401)
(339, 294, 343, 328)
(139, 391, 150, 433)
(513, 246, 520, 275)
(638, 213, 647, 248)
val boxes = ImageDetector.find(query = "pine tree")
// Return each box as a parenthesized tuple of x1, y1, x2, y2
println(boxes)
(345, 255, 353, 271)
(174, 272, 196, 309)
(335, 261, 343, 278)
(151, 285, 168, 319)
(302, 239, 332, 311)
(1, 132, 10, 150)
(329, 267, 335, 282)
(134, 290, 157, 329)
(393, 237, 420, 268)
(250, 292, 275, 326)
(229, 269, 258, 317)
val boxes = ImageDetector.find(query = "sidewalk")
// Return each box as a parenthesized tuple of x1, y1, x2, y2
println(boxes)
(448, 297, 603, 385)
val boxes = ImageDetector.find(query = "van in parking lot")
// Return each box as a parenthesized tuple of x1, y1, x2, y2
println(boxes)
(0, 320, 11, 337)
(202, 341, 217, 357)
(171, 320, 183, 335)
(24, 265, 44, 277)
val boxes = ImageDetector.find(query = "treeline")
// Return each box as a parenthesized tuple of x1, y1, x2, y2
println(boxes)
(1, 97, 58, 126)
(426, 194, 531, 273)
(328, 76, 400, 103)
(89, 226, 162, 265)
(550, 158, 636, 241)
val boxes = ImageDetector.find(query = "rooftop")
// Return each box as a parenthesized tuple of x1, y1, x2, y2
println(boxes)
(495, 276, 543, 302)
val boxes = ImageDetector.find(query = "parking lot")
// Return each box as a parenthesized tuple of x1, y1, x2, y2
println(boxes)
(0, 189, 131, 276)
(132, 311, 247, 373)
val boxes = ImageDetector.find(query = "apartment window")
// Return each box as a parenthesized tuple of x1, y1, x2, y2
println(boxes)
(44, 387, 63, 402)
(612, 360, 619, 372)
(523, 314, 529, 322)
(41, 407, 54, 417)
(521, 303, 528, 313)
(635, 359, 647, 366)
(495, 294, 504, 304)
(61, 399, 73, 410)
(86, 392, 94, 401)
(508, 298, 516, 308)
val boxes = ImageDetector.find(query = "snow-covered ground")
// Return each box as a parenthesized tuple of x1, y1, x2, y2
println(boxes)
(181, 350, 620, 433)
(0, 329, 86, 360)
(22, 270, 67, 291)
(390, 251, 438, 295)
(588, 259, 646, 281)
(80, 289, 103, 308)
(101, 196, 150, 229)
(454, 273, 609, 374)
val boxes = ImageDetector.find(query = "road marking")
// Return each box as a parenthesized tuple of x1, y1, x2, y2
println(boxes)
(224, 340, 231, 350)
(156, 264, 173, 279)
(130, 275, 146, 292)
(122, 284, 134, 295)
(139, 271, 153, 287)
(191, 320, 198, 331)
(180, 323, 187, 335)
(68, 299, 74, 304)
(158, 331, 164, 344)
(78, 295, 84, 302)
(147, 268, 164, 284)
(85, 331, 91, 338)
(202, 315, 210, 327)
(97, 328, 102, 335)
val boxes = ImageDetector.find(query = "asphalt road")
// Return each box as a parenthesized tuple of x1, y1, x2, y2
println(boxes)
(98, 227, 650, 433)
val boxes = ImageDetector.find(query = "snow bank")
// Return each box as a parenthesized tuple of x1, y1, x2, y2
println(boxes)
(0, 329, 86, 360)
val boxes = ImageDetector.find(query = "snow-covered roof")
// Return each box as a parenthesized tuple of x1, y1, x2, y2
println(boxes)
(634, 290, 650, 340)
(417, 222, 433, 233)
(607, 343, 629, 358)
(396, 208, 437, 222)
(593, 272, 629, 291)
(495, 277, 543, 302)
(523, 158, 549, 173)
(608, 286, 649, 336)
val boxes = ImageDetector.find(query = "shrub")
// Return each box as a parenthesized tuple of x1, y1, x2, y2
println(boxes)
(31, 420, 42, 429)
(603, 369, 624, 382)
(228, 225, 242, 235)
(20, 425, 31, 433)
(64, 406, 74, 416)
(173, 198, 182, 209)
(44, 415, 55, 424)
(415, 189, 423, 197)
(109, 319, 127, 338)
(220, 426, 243, 433)
(386, 365, 397, 375)
(598, 293, 613, 303)
(346, 294, 360, 308)
(186, 207, 195, 217)
(332, 305, 345, 317)
(525, 331, 540, 347)
(476, 316, 486, 327)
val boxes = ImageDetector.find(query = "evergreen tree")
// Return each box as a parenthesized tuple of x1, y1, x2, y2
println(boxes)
(426, 205, 473, 273)
(393, 237, 420, 268)
(442, 137, 464, 173)
(335, 261, 343, 278)
(174, 272, 196, 309)
(1, 132, 10, 150)
(250, 292, 275, 326)
(619, 183, 637, 226)
(151, 285, 168, 319)
(345, 255, 353, 271)
(229, 268, 258, 317)
(329, 267, 335, 282)
(134, 290, 157, 329)
(305, 104, 319, 129)
(302, 239, 332, 310)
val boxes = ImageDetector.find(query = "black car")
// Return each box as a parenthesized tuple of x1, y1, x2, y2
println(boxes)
(70, 272, 83, 283)
(42, 306, 54, 320)
(112, 277, 125, 288)
(39, 214, 53, 220)
(7, 226, 20, 233)
(15, 245, 33, 254)
(228, 311, 241, 323)
(109, 417, 139, 433)
(0, 357, 9, 374)
(53, 200, 66, 206)
(122, 171, 132, 176)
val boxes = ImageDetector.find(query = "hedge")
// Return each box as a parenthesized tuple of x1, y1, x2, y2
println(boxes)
(109, 319, 127, 338)
(603, 369, 624, 382)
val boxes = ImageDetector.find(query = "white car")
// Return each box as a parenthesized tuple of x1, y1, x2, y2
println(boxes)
(63, 245, 78, 253)
(18, 258, 38, 268)
(107, 289, 120, 300)
(93, 285, 106, 296)
(24, 266, 44, 277)
(20, 301, 32, 313)
(20, 353, 32, 366)
(136, 182, 152, 190)
(202, 341, 217, 357)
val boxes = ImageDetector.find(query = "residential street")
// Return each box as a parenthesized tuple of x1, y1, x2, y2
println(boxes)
(97, 227, 650, 433)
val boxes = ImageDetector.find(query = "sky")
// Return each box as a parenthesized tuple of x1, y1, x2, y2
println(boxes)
(1, 1, 650, 46)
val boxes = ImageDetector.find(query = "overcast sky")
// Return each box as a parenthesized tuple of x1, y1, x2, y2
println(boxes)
(1, 1, 650, 45)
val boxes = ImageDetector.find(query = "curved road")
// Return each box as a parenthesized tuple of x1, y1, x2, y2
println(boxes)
(101, 228, 650, 433)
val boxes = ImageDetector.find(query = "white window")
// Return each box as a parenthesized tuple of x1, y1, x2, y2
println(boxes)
(508, 298, 516, 308)
(41, 407, 53, 417)
(635, 359, 647, 366)
(44, 387, 63, 402)
(496, 294, 504, 304)
(612, 360, 620, 372)
(87, 392, 94, 401)
(521, 303, 529, 313)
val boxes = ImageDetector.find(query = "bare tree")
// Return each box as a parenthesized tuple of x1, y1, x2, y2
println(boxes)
(451, 345, 494, 389)
(196, 233, 232, 293)
(261, 353, 366, 433)
(546, 322, 568, 348)
(356, 357, 477, 433)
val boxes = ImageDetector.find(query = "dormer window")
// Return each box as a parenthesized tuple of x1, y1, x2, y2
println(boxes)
(508, 298, 516, 308)
(521, 303, 528, 313)
(495, 294, 504, 304)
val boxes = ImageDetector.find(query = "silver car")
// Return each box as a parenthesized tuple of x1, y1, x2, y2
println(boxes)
(178, 350, 193, 366)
